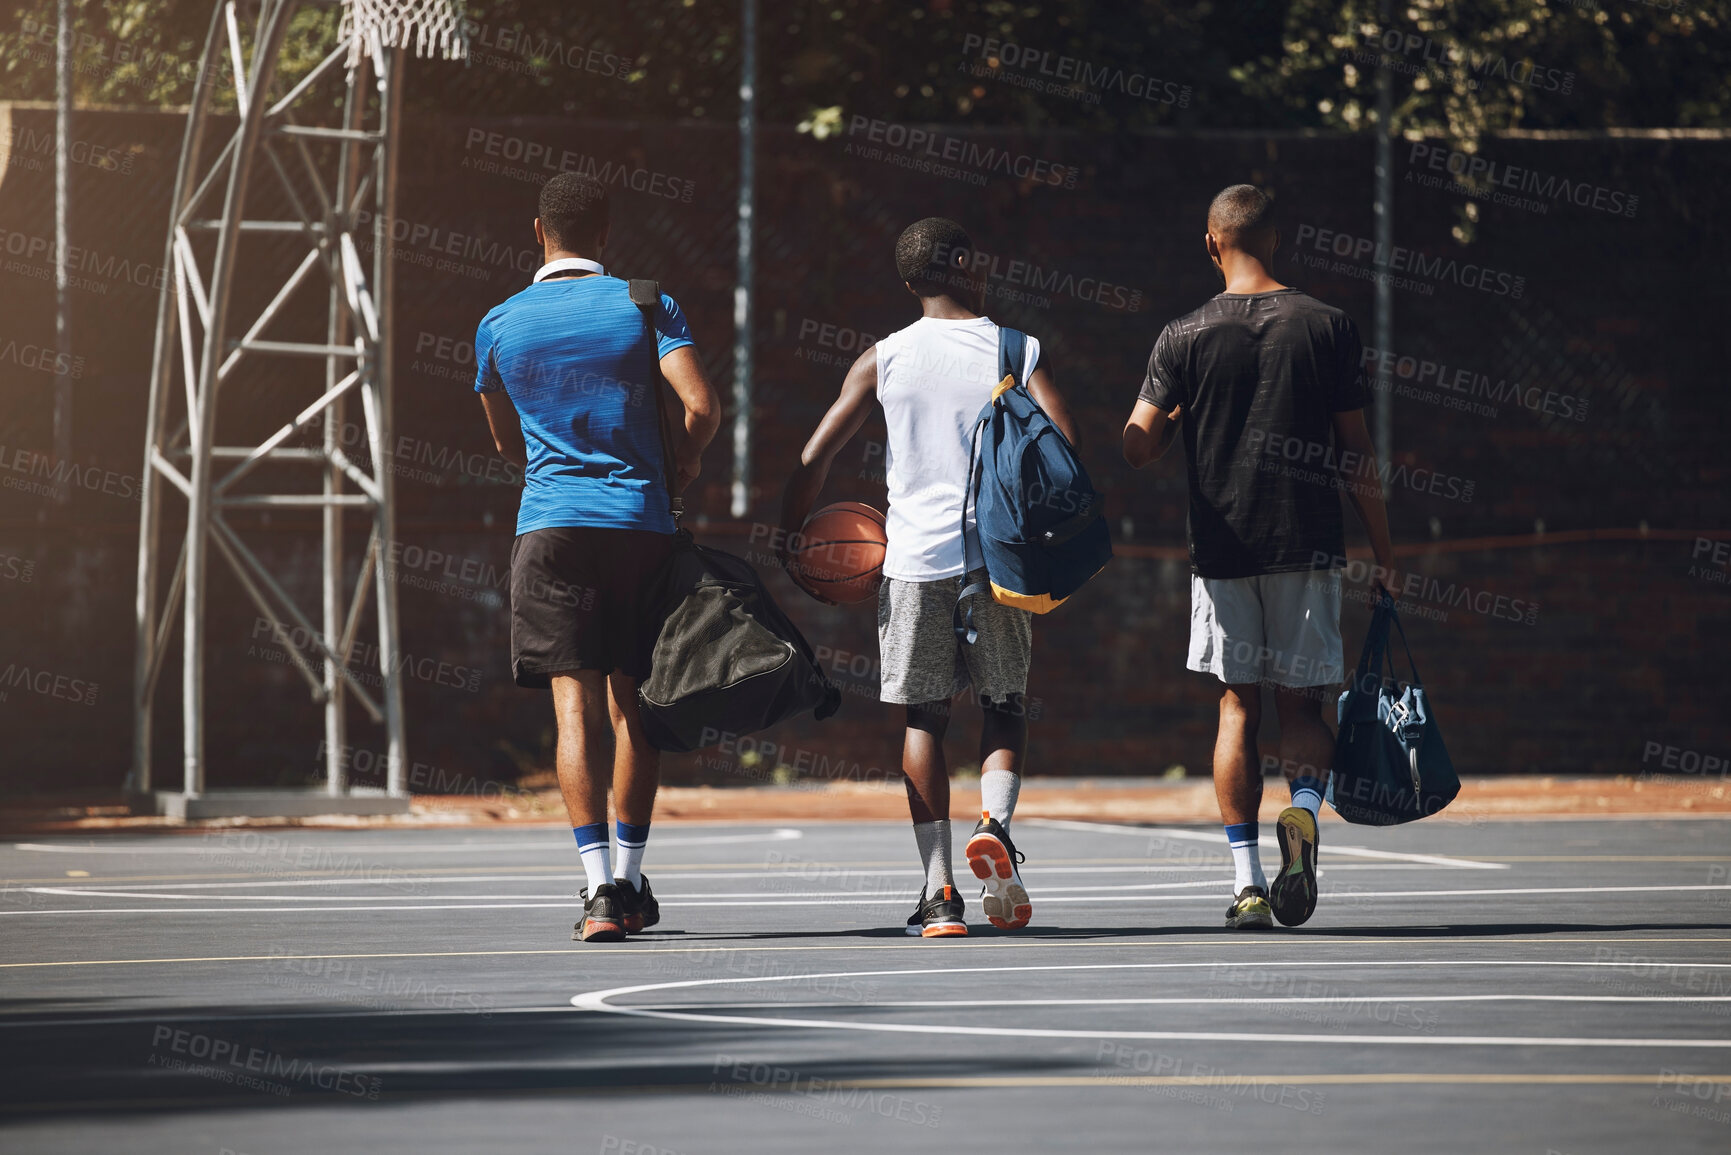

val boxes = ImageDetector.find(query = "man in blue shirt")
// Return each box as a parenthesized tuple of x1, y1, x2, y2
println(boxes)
(475, 172, 720, 942)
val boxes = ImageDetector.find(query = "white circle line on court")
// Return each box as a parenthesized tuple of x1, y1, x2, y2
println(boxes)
(6, 830, 804, 854)
(10, 881, 1731, 915)
(569, 962, 1731, 1049)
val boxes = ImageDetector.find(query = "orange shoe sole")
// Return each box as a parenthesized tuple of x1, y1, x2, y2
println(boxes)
(921, 921, 968, 938)
(580, 918, 625, 942)
(966, 832, 1032, 930)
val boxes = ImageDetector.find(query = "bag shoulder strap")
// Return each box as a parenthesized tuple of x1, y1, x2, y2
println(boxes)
(952, 325, 1027, 644)
(627, 278, 681, 526)
(998, 326, 1027, 393)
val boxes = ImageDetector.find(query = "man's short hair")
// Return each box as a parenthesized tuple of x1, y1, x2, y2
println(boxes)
(538, 173, 609, 251)
(894, 217, 973, 296)
(1206, 184, 1275, 248)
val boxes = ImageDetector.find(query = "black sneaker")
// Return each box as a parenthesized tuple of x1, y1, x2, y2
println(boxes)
(1269, 806, 1320, 927)
(615, 874, 660, 934)
(904, 884, 968, 937)
(573, 883, 626, 942)
(1226, 885, 1274, 930)
(965, 812, 1031, 930)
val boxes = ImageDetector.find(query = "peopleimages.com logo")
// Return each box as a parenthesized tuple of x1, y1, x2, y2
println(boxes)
(1289, 224, 1525, 299)
(843, 115, 1079, 189)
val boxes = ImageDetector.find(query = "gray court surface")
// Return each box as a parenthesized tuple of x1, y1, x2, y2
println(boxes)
(2, 816, 1729, 1154)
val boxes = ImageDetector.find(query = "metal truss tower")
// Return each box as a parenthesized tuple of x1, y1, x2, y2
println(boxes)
(130, 0, 465, 814)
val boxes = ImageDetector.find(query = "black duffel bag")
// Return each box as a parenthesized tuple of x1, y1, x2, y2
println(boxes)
(636, 531, 841, 752)
(625, 277, 840, 752)
(1328, 591, 1460, 825)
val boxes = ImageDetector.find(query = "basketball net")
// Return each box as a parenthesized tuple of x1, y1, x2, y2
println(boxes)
(341, 0, 470, 70)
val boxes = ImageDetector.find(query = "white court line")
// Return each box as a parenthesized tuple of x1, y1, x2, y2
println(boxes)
(632, 994, 1731, 1010)
(0, 864, 1432, 893)
(6, 830, 803, 855)
(8, 882, 1731, 915)
(21, 880, 1233, 902)
(570, 962, 1731, 1049)
(1023, 818, 1509, 870)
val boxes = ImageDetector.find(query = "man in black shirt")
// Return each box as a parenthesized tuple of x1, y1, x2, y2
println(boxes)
(1123, 184, 1394, 931)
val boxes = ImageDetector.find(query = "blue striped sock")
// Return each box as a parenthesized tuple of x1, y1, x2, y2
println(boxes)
(615, 821, 650, 887)
(1290, 776, 1325, 819)
(574, 823, 610, 893)
(1224, 822, 1265, 892)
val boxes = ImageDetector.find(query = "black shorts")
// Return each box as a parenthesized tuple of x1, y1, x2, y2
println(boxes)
(509, 526, 675, 687)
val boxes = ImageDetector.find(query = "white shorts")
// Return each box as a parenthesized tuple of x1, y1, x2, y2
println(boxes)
(1188, 569, 1344, 688)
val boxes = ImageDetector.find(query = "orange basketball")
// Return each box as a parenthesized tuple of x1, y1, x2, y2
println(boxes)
(791, 502, 887, 604)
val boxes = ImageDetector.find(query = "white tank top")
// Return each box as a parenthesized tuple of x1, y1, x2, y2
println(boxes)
(875, 315, 1042, 582)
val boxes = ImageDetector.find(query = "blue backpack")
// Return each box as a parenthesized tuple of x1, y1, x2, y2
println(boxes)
(954, 327, 1113, 642)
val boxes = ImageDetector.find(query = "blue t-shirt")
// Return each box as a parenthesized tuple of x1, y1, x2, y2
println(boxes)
(475, 275, 693, 536)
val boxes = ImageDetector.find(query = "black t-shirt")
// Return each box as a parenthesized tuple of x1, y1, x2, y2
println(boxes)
(1139, 288, 1370, 579)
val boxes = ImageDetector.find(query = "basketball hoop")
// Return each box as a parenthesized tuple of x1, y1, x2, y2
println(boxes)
(341, 0, 469, 71)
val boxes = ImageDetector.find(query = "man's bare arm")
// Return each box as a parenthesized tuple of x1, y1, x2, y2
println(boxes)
(778, 346, 879, 580)
(1025, 362, 1080, 447)
(658, 345, 723, 492)
(480, 391, 527, 468)
(1122, 399, 1183, 468)
(1331, 407, 1396, 587)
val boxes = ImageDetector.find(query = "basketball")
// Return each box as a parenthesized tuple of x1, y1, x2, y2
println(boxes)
(791, 502, 888, 604)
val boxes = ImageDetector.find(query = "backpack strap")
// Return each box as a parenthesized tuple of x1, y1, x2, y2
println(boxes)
(998, 326, 1027, 399)
(627, 278, 682, 526)
(952, 326, 1027, 644)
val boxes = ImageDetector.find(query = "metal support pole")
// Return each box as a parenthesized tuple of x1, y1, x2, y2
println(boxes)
(131, 2, 226, 796)
(53, 0, 71, 504)
(325, 60, 366, 796)
(373, 45, 408, 796)
(181, 0, 291, 796)
(730, 0, 756, 519)
(1372, 0, 1394, 470)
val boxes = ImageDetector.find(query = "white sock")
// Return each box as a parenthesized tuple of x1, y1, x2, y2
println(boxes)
(614, 821, 650, 887)
(1226, 822, 1267, 893)
(578, 842, 612, 894)
(913, 819, 954, 894)
(979, 769, 1021, 827)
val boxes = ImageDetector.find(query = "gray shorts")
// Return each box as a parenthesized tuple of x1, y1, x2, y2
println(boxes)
(1188, 569, 1344, 688)
(877, 569, 1032, 705)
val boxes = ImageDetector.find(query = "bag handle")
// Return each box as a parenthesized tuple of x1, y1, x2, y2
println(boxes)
(1367, 588, 1424, 688)
(1353, 588, 1426, 704)
(952, 326, 1026, 644)
(627, 278, 682, 527)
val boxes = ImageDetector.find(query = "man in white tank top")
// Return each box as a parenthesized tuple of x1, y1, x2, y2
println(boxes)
(778, 218, 1081, 937)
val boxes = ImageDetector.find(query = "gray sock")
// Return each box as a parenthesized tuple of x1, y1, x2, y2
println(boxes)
(913, 819, 954, 894)
(979, 769, 1021, 827)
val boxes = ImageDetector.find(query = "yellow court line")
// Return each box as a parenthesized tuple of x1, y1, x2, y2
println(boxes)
(4, 936, 1731, 970)
(835, 1073, 1731, 1089)
(2, 1073, 1727, 1115)
(1453, 856, 1731, 863)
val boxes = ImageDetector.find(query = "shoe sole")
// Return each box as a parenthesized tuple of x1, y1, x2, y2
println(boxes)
(920, 920, 968, 938)
(1226, 906, 1274, 930)
(966, 830, 1031, 930)
(1270, 807, 1319, 927)
(577, 918, 625, 943)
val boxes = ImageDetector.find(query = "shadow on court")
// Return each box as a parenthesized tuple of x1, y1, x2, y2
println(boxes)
(0, 1002, 1100, 1118)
